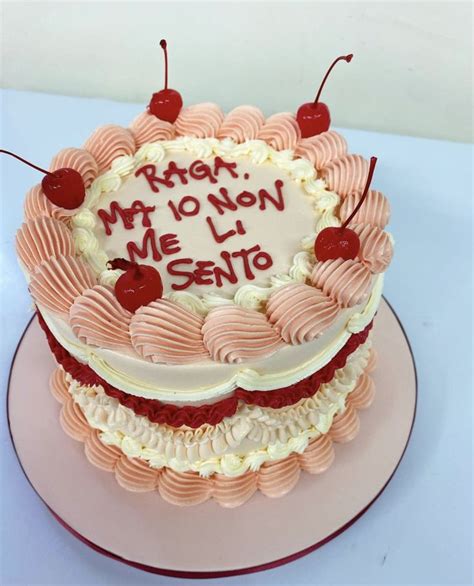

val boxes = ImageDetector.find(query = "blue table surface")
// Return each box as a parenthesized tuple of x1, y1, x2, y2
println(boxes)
(0, 89, 472, 586)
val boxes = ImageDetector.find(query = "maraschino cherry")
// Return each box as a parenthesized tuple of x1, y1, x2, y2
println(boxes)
(315, 156, 377, 261)
(108, 258, 163, 313)
(148, 39, 183, 123)
(1, 149, 85, 209)
(296, 54, 353, 138)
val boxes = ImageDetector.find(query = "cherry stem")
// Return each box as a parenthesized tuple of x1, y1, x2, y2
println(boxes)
(0, 149, 52, 176)
(160, 39, 168, 90)
(314, 54, 353, 105)
(109, 258, 137, 271)
(342, 156, 378, 229)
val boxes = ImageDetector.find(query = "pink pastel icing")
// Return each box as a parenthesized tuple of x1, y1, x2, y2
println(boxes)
(49, 147, 99, 188)
(311, 259, 372, 308)
(339, 190, 390, 229)
(329, 405, 360, 443)
(83, 125, 136, 173)
(216, 105, 265, 142)
(298, 435, 335, 474)
(69, 285, 132, 350)
(49, 367, 70, 404)
(130, 299, 209, 364)
(352, 223, 394, 273)
(29, 255, 97, 315)
(202, 305, 284, 363)
(347, 373, 375, 410)
(159, 469, 212, 506)
(175, 103, 225, 138)
(60, 398, 90, 442)
(130, 111, 175, 147)
(212, 472, 258, 508)
(16, 217, 74, 272)
(321, 154, 369, 196)
(257, 112, 301, 151)
(266, 283, 339, 344)
(294, 130, 347, 169)
(84, 431, 122, 472)
(115, 457, 159, 492)
(257, 454, 301, 498)
(24, 184, 53, 221)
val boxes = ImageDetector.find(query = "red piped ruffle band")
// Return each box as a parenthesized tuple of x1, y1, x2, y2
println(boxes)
(38, 311, 372, 429)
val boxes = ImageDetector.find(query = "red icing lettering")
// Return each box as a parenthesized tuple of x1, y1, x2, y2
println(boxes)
(164, 161, 188, 185)
(253, 250, 273, 270)
(98, 200, 155, 236)
(160, 233, 181, 255)
(194, 260, 215, 285)
(258, 179, 285, 211)
(236, 220, 246, 235)
(231, 245, 261, 280)
(179, 196, 200, 216)
(214, 251, 238, 288)
(236, 190, 257, 207)
(127, 228, 162, 262)
(189, 160, 217, 184)
(206, 216, 237, 244)
(214, 156, 238, 179)
(207, 187, 238, 215)
(135, 164, 173, 193)
(167, 258, 194, 291)
(167, 199, 182, 221)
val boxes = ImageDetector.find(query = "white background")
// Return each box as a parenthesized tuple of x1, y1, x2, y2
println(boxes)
(1, 1, 472, 142)
(0, 1, 473, 584)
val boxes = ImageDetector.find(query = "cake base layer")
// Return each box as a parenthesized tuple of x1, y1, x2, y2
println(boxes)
(7, 299, 417, 576)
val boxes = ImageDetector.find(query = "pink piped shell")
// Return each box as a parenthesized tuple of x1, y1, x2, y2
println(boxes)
(339, 190, 390, 229)
(60, 399, 90, 442)
(29, 255, 97, 315)
(85, 431, 122, 472)
(217, 105, 265, 142)
(321, 154, 369, 196)
(294, 130, 347, 169)
(70, 285, 132, 350)
(130, 299, 209, 364)
(257, 113, 301, 150)
(297, 435, 335, 474)
(159, 469, 212, 506)
(257, 455, 300, 498)
(49, 147, 99, 188)
(49, 367, 70, 404)
(130, 111, 175, 147)
(16, 217, 74, 272)
(115, 457, 159, 492)
(202, 306, 284, 364)
(347, 373, 375, 410)
(83, 125, 136, 173)
(266, 283, 339, 344)
(175, 103, 225, 138)
(311, 259, 373, 308)
(329, 405, 360, 443)
(212, 472, 258, 508)
(24, 184, 53, 221)
(352, 223, 394, 273)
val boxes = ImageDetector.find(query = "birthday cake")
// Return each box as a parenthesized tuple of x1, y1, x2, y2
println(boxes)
(12, 45, 393, 507)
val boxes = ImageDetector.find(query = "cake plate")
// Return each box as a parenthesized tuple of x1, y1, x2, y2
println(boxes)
(7, 298, 417, 578)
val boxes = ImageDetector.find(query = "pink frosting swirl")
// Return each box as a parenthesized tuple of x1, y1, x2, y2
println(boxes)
(257, 455, 300, 498)
(257, 113, 301, 150)
(130, 299, 209, 364)
(297, 435, 335, 474)
(30, 255, 97, 315)
(23, 184, 69, 222)
(115, 457, 160, 492)
(339, 190, 390, 229)
(266, 283, 339, 344)
(49, 367, 69, 404)
(16, 217, 74, 272)
(321, 154, 369, 196)
(60, 398, 90, 442)
(294, 130, 347, 169)
(84, 430, 122, 472)
(352, 223, 394, 273)
(202, 305, 284, 363)
(348, 373, 375, 410)
(83, 125, 136, 173)
(212, 472, 258, 508)
(329, 405, 360, 443)
(70, 285, 132, 350)
(49, 147, 99, 188)
(311, 259, 372, 308)
(130, 111, 175, 147)
(216, 105, 265, 142)
(159, 469, 212, 506)
(175, 103, 225, 138)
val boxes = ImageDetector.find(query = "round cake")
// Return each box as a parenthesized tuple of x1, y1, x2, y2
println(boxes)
(13, 51, 394, 507)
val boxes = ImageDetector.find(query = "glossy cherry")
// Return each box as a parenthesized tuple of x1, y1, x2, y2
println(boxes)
(108, 258, 163, 313)
(1, 149, 85, 209)
(315, 156, 377, 261)
(296, 54, 353, 138)
(148, 39, 183, 123)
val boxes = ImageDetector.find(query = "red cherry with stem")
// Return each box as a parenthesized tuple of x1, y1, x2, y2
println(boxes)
(1, 149, 85, 209)
(148, 39, 183, 123)
(108, 258, 163, 313)
(296, 54, 353, 138)
(315, 156, 377, 261)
